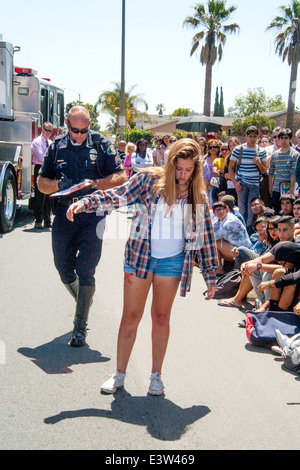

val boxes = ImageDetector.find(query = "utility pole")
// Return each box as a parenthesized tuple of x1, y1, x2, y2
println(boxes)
(119, 0, 126, 140)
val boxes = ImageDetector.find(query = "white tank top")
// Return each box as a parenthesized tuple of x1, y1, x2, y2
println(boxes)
(151, 197, 185, 259)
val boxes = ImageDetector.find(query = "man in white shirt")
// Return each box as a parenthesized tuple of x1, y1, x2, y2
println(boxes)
(31, 122, 53, 228)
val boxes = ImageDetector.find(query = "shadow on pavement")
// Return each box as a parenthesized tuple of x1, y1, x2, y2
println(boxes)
(18, 332, 110, 374)
(44, 388, 211, 441)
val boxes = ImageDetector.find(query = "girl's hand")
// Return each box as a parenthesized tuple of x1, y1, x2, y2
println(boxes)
(205, 286, 216, 300)
(66, 201, 85, 222)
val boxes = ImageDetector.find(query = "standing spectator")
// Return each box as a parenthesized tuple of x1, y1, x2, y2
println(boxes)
(117, 141, 127, 162)
(296, 148, 300, 195)
(224, 137, 241, 201)
(161, 135, 170, 151)
(268, 128, 299, 212)
(203, 139, 221, 207)
(124, 142, 136, 178)
(131, 139, 153, 174)
(163, 136, 177, 164)
(152, 138, 164, 166)
(228, 126, 268, 233)
(293, 129, 300, 153)
(31, 122, 53, 229)
(198, 137, 207, 156)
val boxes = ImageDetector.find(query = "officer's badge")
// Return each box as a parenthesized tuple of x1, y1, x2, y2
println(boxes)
(107, 145, 116, 156)
(115, 155, 122, 167)
(89, 148, 98, 161)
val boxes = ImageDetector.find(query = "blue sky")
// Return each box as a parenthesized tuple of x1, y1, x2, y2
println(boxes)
(0, 0, 295, 128)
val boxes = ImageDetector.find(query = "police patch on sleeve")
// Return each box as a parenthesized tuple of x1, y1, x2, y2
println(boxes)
(107, 145, 116, 156)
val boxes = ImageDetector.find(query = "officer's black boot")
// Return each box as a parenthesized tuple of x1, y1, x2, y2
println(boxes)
(69, 285, 95, 347)
(64, 277, 79, 301)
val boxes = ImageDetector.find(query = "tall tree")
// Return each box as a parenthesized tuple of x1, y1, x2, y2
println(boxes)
(267, 1, 300, 132)
(213, 86, 220, 116)
(219, 86, 225, 116)
(95, 82, 152, 132)
(183, 0, 239, 116)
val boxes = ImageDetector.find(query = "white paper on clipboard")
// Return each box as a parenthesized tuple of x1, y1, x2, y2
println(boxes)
(50, 180, 93, 197)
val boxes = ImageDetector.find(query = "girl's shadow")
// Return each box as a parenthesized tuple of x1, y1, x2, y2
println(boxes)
(44, 388, 210, 441)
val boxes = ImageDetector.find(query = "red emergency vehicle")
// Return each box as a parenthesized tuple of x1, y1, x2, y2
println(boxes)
(0, 38, 65, 232)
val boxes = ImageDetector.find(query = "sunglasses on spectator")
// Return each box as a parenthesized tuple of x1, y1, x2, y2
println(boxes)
(221, 148, 229, 151)
(209, 146, 219, 149)
(44, 128, 53, 133)
(68, 121, 89, 134)
(170, 139, 176, 143)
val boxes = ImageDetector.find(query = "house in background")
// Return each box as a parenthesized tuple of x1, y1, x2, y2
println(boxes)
(138, 110, 300, 137)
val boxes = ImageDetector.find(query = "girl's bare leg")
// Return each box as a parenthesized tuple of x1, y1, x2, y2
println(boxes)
(150, 276, 181, 374)
(116, 272, 153, 374)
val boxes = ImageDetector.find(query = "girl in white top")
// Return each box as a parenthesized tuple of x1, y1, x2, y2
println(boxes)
(131, 138, 153, 173)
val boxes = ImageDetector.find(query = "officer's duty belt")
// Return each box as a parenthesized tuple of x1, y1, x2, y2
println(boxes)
(57, 197, 80, 206)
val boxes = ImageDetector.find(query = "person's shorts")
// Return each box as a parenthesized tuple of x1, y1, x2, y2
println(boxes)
(124, 252, 184, 278)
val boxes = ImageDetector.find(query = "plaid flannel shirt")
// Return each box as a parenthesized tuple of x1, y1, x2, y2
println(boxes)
(81, 172, 218, 296)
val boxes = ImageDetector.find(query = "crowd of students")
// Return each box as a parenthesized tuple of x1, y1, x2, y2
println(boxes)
(116, 125, 300, 321)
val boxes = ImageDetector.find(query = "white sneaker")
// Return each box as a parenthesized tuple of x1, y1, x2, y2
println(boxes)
(101, 371, 125, 394)
(148, 372, 164, 396)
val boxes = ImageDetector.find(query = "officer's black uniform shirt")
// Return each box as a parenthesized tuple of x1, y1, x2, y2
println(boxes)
(40, 130, 124, 202)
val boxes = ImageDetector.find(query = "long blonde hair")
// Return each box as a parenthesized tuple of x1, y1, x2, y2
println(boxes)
(146, 138, 206, 211)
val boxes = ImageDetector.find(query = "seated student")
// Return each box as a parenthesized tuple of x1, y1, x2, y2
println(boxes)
(249, 197, 275, 228)
(266, 215, 281, 245)
(218, 215, 299, 308)
(293, 198, 300, 236)
(248, 197, 275, 240)
(232, 217, 272, 270)
(212, 201, 252, 275)
(221, 194, 247, 228)
(258, 241, 300, 311)
(279, 194, 296, 216)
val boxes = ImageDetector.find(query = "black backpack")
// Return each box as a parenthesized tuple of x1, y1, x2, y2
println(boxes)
(203, 269, 242, 299)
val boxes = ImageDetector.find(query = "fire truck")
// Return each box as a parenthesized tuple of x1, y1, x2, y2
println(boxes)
(0, 38, 65, 232)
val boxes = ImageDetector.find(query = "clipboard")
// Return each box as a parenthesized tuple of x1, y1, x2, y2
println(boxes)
(50, 179, 93, 197)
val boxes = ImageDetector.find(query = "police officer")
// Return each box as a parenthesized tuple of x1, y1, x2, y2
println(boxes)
(38, 106, 127, 347)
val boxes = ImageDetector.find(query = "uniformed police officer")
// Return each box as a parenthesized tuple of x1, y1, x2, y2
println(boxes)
(38, 106, 127, 347)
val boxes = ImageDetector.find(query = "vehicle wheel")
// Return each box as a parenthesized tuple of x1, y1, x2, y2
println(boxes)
(0, 168, 17, 233)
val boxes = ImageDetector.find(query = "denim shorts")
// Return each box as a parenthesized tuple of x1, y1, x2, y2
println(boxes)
(124, 252, 184, 278)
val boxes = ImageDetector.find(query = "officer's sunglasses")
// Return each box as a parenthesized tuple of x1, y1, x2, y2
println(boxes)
(67, 120, 89, 134)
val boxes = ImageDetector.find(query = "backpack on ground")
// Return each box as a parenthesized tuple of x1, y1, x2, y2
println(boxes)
(203, 269, 242, 299)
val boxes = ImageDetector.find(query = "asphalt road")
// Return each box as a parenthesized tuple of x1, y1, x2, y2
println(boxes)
(1, 203, 300, 451)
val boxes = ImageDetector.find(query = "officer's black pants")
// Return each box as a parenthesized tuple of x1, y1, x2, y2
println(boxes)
(34, 164, 51, 223)
(52, 207, 105, 286)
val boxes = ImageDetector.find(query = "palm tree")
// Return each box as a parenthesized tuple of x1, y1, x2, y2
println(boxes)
(156, 103, 166, 117)
(267, 1, 300, 132)
(183, 0, 239, 116)
(95, 82, 152, 132)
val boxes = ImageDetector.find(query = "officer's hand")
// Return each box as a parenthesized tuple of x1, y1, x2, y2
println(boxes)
(86, 179, 98, 189)
(66, 201, 85, 222)
(58, 175, 73, 191)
